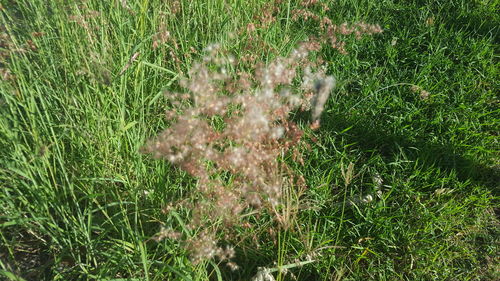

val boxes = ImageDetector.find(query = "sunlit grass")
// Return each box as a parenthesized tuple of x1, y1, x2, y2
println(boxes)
(0, 0, 498, 280)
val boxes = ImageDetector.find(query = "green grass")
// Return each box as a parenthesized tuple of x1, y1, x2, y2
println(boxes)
(0, 0, 498, 280)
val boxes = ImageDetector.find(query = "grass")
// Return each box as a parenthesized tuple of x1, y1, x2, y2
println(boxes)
(0, 0, 498, 280)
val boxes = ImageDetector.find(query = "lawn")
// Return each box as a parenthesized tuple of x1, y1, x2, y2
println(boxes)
(0, 0, 498, 280)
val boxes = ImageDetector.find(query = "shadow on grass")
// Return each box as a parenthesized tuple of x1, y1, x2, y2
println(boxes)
(319, 111, 499, 195)
(420, 0, 499, 41)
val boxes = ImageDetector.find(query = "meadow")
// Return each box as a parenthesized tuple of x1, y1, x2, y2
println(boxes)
(0, 0, 498, 280)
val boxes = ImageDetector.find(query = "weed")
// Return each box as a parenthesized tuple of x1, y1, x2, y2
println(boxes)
(143, 41, 335, 266)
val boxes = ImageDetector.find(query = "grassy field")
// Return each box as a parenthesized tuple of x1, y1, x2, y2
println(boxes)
(0, 0, 498, 280)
